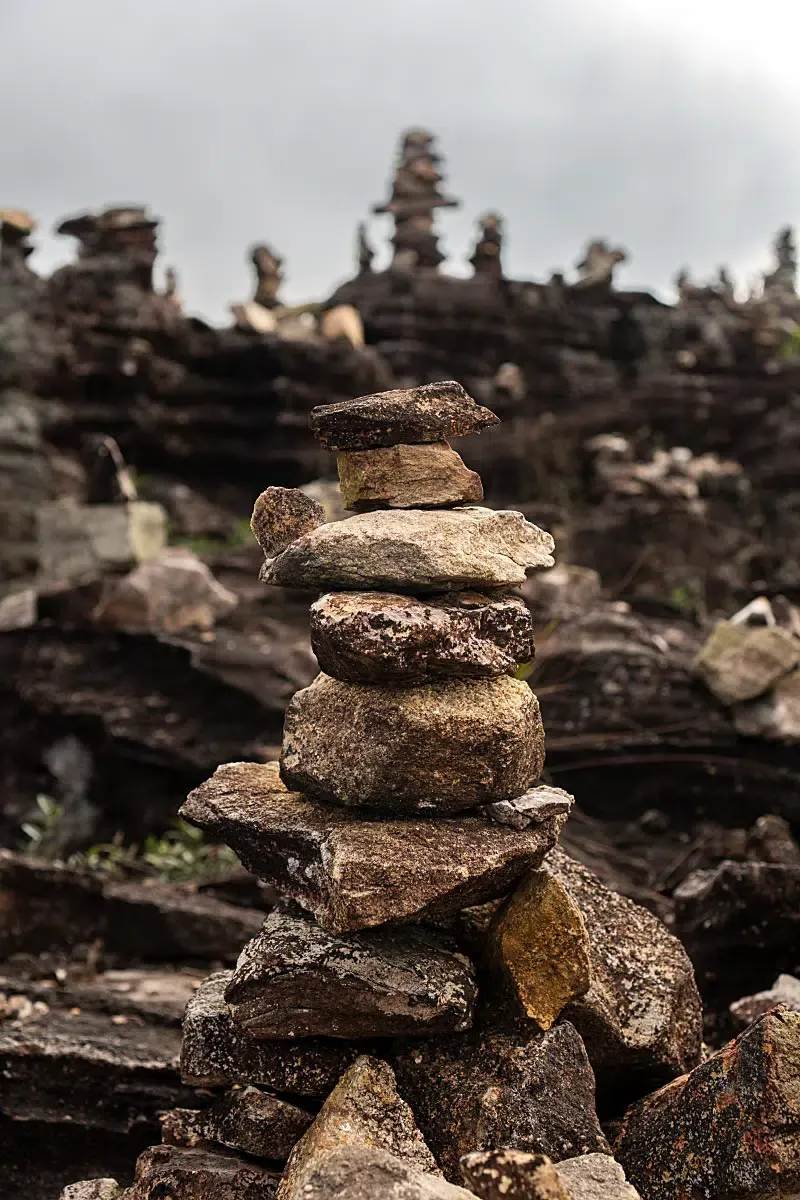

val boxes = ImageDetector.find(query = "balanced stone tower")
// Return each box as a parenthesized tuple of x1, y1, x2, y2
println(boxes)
(103, 381, 706, 1200)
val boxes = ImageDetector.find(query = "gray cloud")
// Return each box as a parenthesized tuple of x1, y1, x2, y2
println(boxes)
(1, 0, 798, 319)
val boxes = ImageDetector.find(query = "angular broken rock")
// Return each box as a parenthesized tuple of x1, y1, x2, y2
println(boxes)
(674, 860, 800, 1001)
(225, 904, 476, 1038)
(281, 673, 544, 814)
(337, 441, 483, 510)
(203, 1086, 314, 1162)
(460, 1150, 570, 1199)
(93, 547, 237, 633)
(556, 1154, 641, 1200)
(59, 1183, 121, 1200)
(278, 1055, 441, 1199)
(128, 1144, 279, 1200)
(180, 972, 357, 1097)
(261, 507, 555, 592)
(549, 850, 703, 1097)
(487, 869, 592, 1028)
(182, 763, 563, 932)
(486, 785, 574, 830)
(394, 1022, 610, 1182)
(695, 620, 800, 704)
(250, 486, 326, 559)
(309, 380, 500, 451)
(309, 590, 534, 684)
(730, 973, 800, 1030)
(616, 1007, 800, 1200)
(283, 1145, 475, 1200)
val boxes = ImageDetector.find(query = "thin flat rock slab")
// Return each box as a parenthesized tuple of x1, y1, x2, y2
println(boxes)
(181, 762, 564, 933)
(281, 673, 544, 814)
(261, 507, 555, 592)
(485, 785, 574, 830)
(548, 850, 703, 1104)
(127, 1144, 279, 1200)
(251, 486, 326, 559)
(282, 1144, 476, 1200)
(225, 904, 476, 1038)
(337, 441, 483, 510)
(278, 1055, 439, 1200)
(394, 1022, 610, 1183)
(461, 1150, 570, 1199)
(309, 590, 534, 684)
(309, 380, 499, 451)
(179, 972, 358, 1098)
(615, 1007, 800, 1200)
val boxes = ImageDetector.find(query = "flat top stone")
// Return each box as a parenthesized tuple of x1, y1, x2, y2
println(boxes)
(310, 381, 500, 451)
(181, 762, 564, 933)
(262, 506, 555, 593)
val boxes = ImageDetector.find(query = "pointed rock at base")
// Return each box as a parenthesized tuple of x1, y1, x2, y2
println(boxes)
(460, 1149, 570, 1198)
(128, 1144, 279, 1199)
(261, 507, 554, 592)
(394, 1022, 610, 1182)
(278, 1056, 441, 1199)
(337, 441, 483, 510)
(487, 869, 592, 1028)
(309, 589, 534, 684)
(179, 972, 357, 1097)
(615, 1007, 800, 1200)
(283, 1144, 476, 1200)
(280, 673, 544, 814)
(309, 380, 499, 451)
(225, 905, 476, 1038)
(181, 763, 564, 933)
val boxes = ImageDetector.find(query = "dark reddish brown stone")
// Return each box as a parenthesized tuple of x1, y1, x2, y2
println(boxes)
(310, 380, 499, 451)
(309, 590, 534, 684)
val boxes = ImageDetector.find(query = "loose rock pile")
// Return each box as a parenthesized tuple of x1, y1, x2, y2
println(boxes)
(61, 382, 800, 1200)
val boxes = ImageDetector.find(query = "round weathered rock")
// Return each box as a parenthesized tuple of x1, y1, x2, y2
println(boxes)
(261, 506, 555, 593)
(487, 869, 592, 1028)
(250, 486, 326, 559)
(310, 380, 499, 451)
(280, 673, 545, 814)
(309, 590, 534, 684)
(337, 441, 483, 511)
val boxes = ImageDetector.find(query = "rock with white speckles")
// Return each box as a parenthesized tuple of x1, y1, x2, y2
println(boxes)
(224, 904, 476, 1038)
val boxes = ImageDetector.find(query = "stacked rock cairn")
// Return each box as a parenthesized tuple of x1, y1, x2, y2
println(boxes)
(78, 382, 800, 1200)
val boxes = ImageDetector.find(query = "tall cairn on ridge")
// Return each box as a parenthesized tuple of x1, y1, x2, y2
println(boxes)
(373, 129, 459, 270)
(121, 380, 707, 1200)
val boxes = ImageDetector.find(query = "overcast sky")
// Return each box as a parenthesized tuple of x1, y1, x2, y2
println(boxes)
(2, 0, 799, 321)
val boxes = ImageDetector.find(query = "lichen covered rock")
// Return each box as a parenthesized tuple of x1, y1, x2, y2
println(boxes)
(251, 485, 326, 559)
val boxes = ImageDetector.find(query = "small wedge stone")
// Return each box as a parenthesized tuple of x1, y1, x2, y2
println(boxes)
(262, 507, 555, 592)
(280, 673, 544, 814)
(337, 441, 483, 510)
(225, 905, 476, 1038)
(310, 380, 499, 450)
(309, 590, 534, 683)
(251, 486, 326, 559)
(486, 785, 574, 830)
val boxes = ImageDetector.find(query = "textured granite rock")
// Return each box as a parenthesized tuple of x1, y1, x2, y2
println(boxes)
(695, 620, 800, 704)
(225, 904, 476, 1038)
(250, 486, 326, 559)
(394, 1022, 610, 1182)
(282, 1144, 476, 1200)
(730, 973, 800, 1030)
(93, 547, 237, 633)
(179, 972, 357, 1097)
(128, 1144, 279, 1199)
(337, 441, 483, 510)
(310, 380, 499, 451)
(549, 850, 702, 1098)
(182, 762, 563, 932)
(556, 1154, 641, 1200)
(487, 869, 592, 1028)
(278, 1056, 441, 1199)
(261, 507, 555, 592)
(59, 1182, 121, 1200)
(615, 1007, 800, 1200)
(486, 785, 574, 830)
(281, 673, 544, 814)
(309, 590, 534, 683)
(460, 1150, 570, 1199)
(203, 1087, 314, 1162)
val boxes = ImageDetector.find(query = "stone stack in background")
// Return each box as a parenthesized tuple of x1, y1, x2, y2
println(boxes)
(60, 382, 800, 1200)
